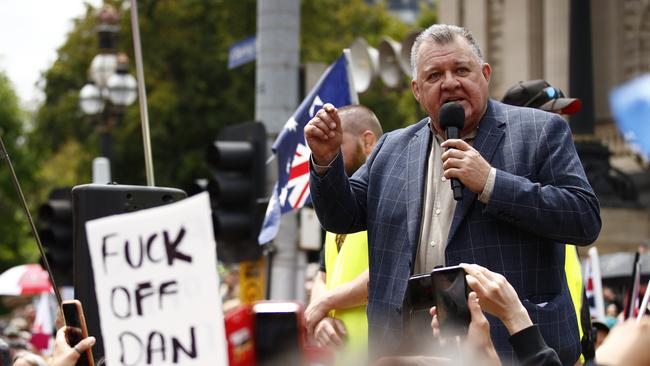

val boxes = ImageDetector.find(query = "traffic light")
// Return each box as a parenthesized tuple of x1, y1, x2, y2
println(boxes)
(207, 122, 267, 263)
(38, 187, 73, 286)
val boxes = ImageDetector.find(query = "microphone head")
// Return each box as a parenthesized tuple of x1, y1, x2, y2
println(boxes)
(439, 102, 465, 130)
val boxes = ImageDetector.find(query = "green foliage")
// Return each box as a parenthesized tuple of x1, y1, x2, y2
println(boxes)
(30, 0, 436, 197)
(0, 0, 440, 275)
(301, 0, 423, 132)
(415, 1, 437, 29)
(32, 0, 258, 189)
(0, 72, 41, 270)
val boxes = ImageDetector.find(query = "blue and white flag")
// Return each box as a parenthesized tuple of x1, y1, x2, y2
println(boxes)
(609, 73, 650, 160)
(258, 55, 354, 244)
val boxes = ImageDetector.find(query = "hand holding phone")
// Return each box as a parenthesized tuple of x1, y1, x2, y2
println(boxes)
(461, 263, 532, 335)
(430, 265, 470, 337)
(61, 300, 95, 366)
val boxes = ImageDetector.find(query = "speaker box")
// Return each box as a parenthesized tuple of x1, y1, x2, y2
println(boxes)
(72, 184, 186, 361)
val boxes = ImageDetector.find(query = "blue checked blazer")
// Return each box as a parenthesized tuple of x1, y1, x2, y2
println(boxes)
(310, 100, 601, 365)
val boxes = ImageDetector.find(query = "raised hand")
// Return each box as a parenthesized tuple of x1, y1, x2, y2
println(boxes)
(429, 292, 501, 366)
(304, 103, 343, 166)
(50, 326, 96, 366)
(461, 263, 532, 335)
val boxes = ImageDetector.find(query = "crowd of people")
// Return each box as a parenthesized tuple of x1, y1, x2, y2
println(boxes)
(0, 301, 96, 366)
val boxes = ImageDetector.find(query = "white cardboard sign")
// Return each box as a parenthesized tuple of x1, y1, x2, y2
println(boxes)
(85, 192, 227, 366)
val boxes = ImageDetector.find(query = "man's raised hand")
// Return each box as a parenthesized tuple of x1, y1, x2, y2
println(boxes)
(305, 103, 343, 166)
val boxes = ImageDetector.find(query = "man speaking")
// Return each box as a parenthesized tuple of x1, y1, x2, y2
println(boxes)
(305, 24, 601, 365)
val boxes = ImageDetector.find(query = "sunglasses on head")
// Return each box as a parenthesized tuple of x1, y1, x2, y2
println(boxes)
(523, 86, 564, 108)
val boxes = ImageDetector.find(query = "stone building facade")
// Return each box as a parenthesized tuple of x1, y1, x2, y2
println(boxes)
(437, 0, 650, 251)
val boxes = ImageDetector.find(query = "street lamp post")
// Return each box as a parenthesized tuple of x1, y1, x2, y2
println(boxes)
(79, 5, 137, 179)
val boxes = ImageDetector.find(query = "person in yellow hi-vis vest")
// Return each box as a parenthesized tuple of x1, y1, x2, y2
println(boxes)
(305, 105, 382, 358)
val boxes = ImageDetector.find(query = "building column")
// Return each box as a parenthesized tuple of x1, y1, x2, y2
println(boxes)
(499, 0, 544, 99)
(543, 0, 570, 94)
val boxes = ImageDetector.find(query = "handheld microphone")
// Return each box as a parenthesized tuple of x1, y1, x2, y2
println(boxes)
(439, 102, 465, 201)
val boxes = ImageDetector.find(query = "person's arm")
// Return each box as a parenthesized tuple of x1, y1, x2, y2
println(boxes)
(322, 269, 369, 309)
(309, 271, 327, 310)
(462, 263, 562, 366)
(483, 113, 601, 245)
(305, 270, 369, 335)
(308, 103, 392, 235)
(508, 325, 562, 366)
(310, 144, 377, 234)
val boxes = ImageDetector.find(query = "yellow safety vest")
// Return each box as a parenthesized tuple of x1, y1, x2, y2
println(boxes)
(324, 231, 369, 349)
(565, 244, 584, 362)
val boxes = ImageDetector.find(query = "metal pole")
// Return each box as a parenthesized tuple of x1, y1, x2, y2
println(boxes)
(129, 0, 155, 186)
(100, 131, 112, 161)
(0, 135, 63, 308)
(256, 0, 301, 300)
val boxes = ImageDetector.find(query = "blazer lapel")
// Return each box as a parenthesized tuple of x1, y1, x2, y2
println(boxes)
(447, 100, 506, 243)
(406, 122, 431, 264)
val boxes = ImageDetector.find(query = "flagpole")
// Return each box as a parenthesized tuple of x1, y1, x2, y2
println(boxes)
(130, 0, 155, 186)
(343, 49, 359, 105)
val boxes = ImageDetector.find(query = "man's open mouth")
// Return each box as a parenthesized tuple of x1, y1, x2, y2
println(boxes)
(442, 97, 464, 104)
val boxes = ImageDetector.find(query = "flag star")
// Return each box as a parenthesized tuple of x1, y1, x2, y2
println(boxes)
(309, 95, 324, 117)
(283, 117, 298, 132)
(286, 160, 291, 174)
(279, 187, 288, 205)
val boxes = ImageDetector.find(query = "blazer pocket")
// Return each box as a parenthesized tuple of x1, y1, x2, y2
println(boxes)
(521, 292, 561, 325)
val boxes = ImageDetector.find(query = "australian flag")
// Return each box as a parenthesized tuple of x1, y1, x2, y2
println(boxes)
(258, 54, 354, 244)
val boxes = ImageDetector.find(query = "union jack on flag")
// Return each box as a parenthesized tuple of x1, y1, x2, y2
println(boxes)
(584, 247, 605, 321)
(258, 54, 354, 244)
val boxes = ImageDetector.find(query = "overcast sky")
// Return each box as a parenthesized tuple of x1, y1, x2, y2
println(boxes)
(0, 0, 102, 110)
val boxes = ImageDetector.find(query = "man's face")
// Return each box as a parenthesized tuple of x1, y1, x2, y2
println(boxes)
(411, 36, 491, 136)
(341, 130, 366, 177)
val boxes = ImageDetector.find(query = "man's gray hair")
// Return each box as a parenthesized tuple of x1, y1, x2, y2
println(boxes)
(410, 24, 484, 79)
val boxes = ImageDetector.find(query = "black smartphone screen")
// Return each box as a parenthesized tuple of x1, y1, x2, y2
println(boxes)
(407, 273, 435, 311)
(431, 266, 470, 337)
(62, 302, 92, 366)
(253, 303, 302, 366)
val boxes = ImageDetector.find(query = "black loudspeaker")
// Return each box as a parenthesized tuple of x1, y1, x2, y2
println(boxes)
(72, 184, 187, 361)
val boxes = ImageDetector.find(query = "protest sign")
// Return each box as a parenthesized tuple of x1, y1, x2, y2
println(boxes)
(85, 192, 227, 366)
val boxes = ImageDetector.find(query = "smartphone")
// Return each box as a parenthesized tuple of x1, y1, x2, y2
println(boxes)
(62, 300, 95, 366)
(430, 266, 470, 337)
(397, 273, 437, 355)
(252, 302, 304, 366)
(407, 273, 436, 312)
